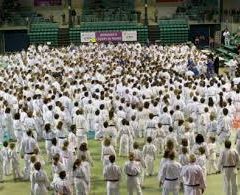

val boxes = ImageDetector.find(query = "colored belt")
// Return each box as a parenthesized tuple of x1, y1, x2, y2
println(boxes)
(106, 179, 119, 182)
(58, 137, 66, 139)
(223, 165, 236, 168)
(127, 174, 138, 177)
(185, 184, 200, 187)
(26, 152, 34, 155)
(165, 178, 178, 181)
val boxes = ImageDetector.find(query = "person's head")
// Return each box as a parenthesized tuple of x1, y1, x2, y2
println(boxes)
(163, 149, 170, 159)
(198, 147, 205, 155)
(44, 123, 51, 132)
(52, 154, 60, 164)
(73, 159, 81, 171)
(133, 142, 139, 149)
(210, 114, 215, 121)
(168, 126, 173, 133)
(34, 162, 41, 171)
(128, 152, 135, 161)
(182, 147, 188, 154)
(146, 137, 152, 143)
(166, 139, 174, 151)
(9, 142, 15, 150)
(103, 121, 108, 128)
(109, 155, 116, 164)
(30, 155, 37, 163)
(225, 140, 232, 149)
(209, 136, 216, 143)
(59, 171, 67, 180)
(223, 108, 228, 116)
(14, 112, 20, 120)
(3, 141, 8, 148)
(52, 137, 57, 146)
(33, 148, 39, 155)
(62, 140, 69, 150)
(57, 121, 63, 129)
(195, 134, 204, 144)
(104, 138, 111, 147)
(70, 124, 76, 133)
(189, 154, 196, 163)
(26, 130, 33, 137)
(168, 150, 176, 160)
(79, 142, 88, 151)
(181, 138, 188, 147)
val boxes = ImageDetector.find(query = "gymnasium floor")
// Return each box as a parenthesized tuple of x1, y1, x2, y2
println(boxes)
(0, 137, 239, 195)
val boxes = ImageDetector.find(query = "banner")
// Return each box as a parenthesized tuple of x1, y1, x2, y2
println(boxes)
(80, 31, 137, 43)
(122, 31, 137, 42)
(96, 32, 122, 42)
(81, 32, 96, 43)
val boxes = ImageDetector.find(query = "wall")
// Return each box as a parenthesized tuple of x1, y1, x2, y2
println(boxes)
(223, 0, 240, 9)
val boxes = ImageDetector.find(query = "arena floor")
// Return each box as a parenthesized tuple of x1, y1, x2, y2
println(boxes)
(0, 137, 239, 195)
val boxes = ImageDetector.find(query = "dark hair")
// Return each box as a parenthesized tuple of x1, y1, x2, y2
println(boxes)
(163, 149, 170, 158)
(133, 142, 139, 149)
(44, 123, 51, 132)
(14, 113, 20, 120)
(79, 142, 88, 151)
(198, 147, 205, 155)
(169, 151, 175, 160)
(109, 155, 115, 163)
(26, 130, 32, 137)
(3, 141, 8, 147)
(147, 137, 152, 143)
(195, 134, 204, 144)
(181, 138, 188, 147)
(34, 162, 41, 171)
(73, 159, 81, 171)
(182, 147, 188, 154)
(59, 171, 67, 179)
(225, 140, 231, 149)
(52, 137, 57, 146)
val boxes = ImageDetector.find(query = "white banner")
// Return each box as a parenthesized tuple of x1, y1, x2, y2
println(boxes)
(122, 31, 137, 42)
(81, 32, 96, 43)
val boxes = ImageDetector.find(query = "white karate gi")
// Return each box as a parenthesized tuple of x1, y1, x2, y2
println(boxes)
(73, 165, 89, 195)
(207, 142, 218, 174)
(53, 178, 72, 195)
(218, 148, 239, 195)
(20, 136, 39, 180)
(159, 160, 182, 195)
(235, 130, 240, 156)
(9, 149, 21, 179)
(124, 160, 142, 195)
(0, 150, 3, 182)
(2, 146, 10, 176)
(31, 169, 49, 195)
(101, 145, 116, 169)
(143, 143, 156, 176)
(181, 163, 206, 195)
(103, 162, 122, 195)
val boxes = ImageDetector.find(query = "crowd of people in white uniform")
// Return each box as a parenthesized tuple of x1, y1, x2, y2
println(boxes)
(0, 42, 239, 195)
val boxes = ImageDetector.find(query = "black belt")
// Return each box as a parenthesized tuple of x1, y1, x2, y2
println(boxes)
(109, 125, 115, 127)
(185, 184, 200, 187)
(162, 124, 170, 126)
(58, 137, 66, 139)
(26, 152, 34, 155)
(165, 178, 178, 181)
(45, 139, 52, 141)
(106, 179, 119, 182)
(127, 174, 138, 177)
(223, 165, 236, 168)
